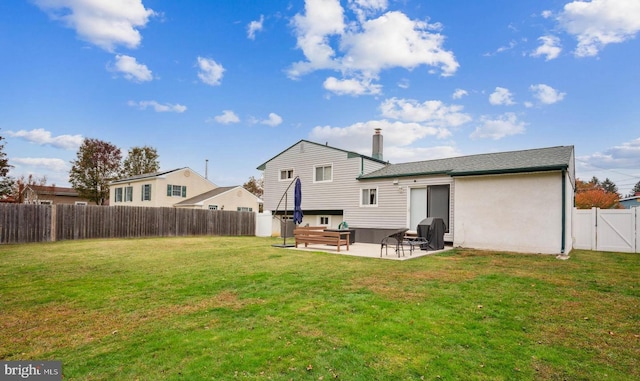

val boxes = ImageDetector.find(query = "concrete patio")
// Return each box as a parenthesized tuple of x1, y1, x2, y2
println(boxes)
(286, 241, 454, 260)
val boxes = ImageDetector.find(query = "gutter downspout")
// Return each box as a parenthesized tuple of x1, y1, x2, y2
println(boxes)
(561, 170, 566, 254)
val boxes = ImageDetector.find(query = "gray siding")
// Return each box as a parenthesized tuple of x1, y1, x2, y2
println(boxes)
(262, 142, 384, 214)
(345, 175, 454, 241)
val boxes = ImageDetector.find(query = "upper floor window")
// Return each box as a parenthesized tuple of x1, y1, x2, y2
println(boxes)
(142, 184, 152, 201)
(280, 169, 294, 181)
(208, 205, 218, 210)
(237, 207, 253, 212)
(167, 184, 187, 197)
(361, 188, 377, 206)
(314, 164, 332, 182)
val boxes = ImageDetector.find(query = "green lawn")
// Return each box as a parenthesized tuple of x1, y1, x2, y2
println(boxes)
(1, 237, 638, 380)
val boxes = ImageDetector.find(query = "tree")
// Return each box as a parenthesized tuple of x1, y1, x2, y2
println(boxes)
(632, 180, 640, 195)
(0, 130, 13, 197)
(69, 138, 122, 205)
(575, 177, 620, 209)
(600, 178, 619, 196)
(122, 146, 160, 177)
(243, 176, 263, 197)
(575, 189, 620, 209)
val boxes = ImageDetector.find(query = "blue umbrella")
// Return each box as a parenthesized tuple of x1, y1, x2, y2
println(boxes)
(293, 178, 303, 225)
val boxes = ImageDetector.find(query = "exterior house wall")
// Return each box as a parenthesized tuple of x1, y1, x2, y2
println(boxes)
(110, 168, 216, 207)
(345, 175, 455, 241)
(453, 171, 567, 254)
(261, 141, 385, 229)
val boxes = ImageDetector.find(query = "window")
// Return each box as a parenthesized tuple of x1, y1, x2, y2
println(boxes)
(361, 188, 377, 206)
(208, 205, 218, 210)
(75, 201, 88, 206)
(237, 207, 253, 212)
(280, 169, 294, 180)
(314, 164, 332, 182)
(39, 200, 52, 205)
(167, 184, 187, 197)
(319, 216, 330, 225)
(115, 187, 123, 202)
(124, 186, 133, 202)
(141, 184, 152, 201)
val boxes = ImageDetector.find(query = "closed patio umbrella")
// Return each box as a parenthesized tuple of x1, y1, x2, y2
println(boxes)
(293, 178, 303, 225)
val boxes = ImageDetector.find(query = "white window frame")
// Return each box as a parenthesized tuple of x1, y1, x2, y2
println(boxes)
(115, 187, 123, 203)
(208, 205, 218, 210)
(124, 186, 133, 202)
(314, 164, 333, 183)
(360, 187, 378, 207)
(279, 169, 294, 181)
(237, 207, 253, 212)
(39, 200, 53, 205)
(318, 216, 330, 226)
(142, 184, 152, 201)
(75, 201, 88, 206)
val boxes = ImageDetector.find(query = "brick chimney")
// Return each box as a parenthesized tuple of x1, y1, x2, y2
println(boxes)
(372, 128, 383, 161)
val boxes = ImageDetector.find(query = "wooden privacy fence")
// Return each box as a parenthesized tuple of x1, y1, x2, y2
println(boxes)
(0, 204, 256, 244)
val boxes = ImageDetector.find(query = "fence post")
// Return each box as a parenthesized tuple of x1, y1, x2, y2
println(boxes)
(591, 207, 597, 251)
(50, 204, 57, 242)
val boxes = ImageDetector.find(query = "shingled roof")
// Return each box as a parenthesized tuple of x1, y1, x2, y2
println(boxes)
(358, 146, 574, 179)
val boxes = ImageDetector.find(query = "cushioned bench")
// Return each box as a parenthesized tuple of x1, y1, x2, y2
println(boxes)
(294, 227, 350, 252)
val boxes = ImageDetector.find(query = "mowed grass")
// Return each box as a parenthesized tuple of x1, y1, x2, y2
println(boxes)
(1, 237, 638, 380)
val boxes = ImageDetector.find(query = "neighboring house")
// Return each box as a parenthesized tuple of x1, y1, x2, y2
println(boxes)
(22, 185, 93, 205)
(174, 185, 262, 212)
(620, 193, 640, 209)
(258, 130, 576, 255)
(109, 167, 217, 208)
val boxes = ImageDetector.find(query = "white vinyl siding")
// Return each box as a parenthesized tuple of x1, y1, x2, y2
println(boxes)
(261, 141, 386, 214)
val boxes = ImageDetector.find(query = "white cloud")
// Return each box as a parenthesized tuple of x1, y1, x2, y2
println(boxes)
(323, 76, 382, 95)
(541, 10, 554, 19)
(197, 57, 225, 86)
(470, 113, 526, 140)
(379, 98, 472, 129)
(128, 100, 187, 113)
(11, 157, 69, 172)
(110, 54, 153, 82)
(34, 0, 155, 52)
(289, 0, 458, 94)
(578, 137, 640, 170)
(214, 110, 240, 124)
(531, 35, 562, 61)
(452, 88, 468, 99)
(489, 87, 515, 106)
(7, 128, 83, 150)
(530, 84, 566, 105)
(260, 113, 283, 127)
(247, 15, 264, 40)
(558, 0, 640, 57)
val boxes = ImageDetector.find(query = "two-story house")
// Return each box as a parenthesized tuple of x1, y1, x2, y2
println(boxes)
(258, 130, 576, 255)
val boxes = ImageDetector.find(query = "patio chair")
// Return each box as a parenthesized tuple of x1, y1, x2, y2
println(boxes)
(380, 228, 409, 257)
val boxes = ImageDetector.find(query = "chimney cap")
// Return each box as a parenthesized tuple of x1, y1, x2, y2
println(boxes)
(374, 128, 382, 134)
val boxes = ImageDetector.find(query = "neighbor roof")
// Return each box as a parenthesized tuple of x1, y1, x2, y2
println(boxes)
(110, 168, 187, 184)
(358, 146, 574, 179)
(256, 139, 387, 170)
(174, 186, 241, 206)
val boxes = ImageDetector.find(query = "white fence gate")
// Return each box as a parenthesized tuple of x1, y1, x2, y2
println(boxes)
(573, 207, 639, 253)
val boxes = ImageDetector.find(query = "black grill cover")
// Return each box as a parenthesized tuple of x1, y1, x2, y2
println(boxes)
(417, 217, 446, 250)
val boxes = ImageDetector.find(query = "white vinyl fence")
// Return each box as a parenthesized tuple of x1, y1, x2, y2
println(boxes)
(573, 207, 639, 253)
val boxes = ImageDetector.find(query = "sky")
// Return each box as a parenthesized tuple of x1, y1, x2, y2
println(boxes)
(1, 0, 640, 195)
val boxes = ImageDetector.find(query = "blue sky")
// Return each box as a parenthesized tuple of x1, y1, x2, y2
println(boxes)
(2, 0, 640, 194)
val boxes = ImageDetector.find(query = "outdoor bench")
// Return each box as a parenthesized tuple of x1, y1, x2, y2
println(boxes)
(293, 227, 350, 252)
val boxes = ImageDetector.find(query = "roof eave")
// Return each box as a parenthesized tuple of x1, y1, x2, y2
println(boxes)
(358, 170, 452, 180)
(451, 165, 569, 177)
